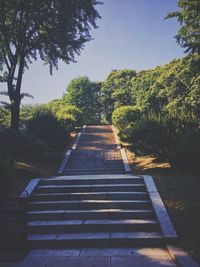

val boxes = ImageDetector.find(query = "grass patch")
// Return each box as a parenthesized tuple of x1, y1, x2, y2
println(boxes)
(125, 144, 200, 263)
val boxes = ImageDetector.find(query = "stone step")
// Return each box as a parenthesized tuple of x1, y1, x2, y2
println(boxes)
(28, 219, 160, 234)
(63, 170, 125, 175)
(28, 200, 151, 211)
(28, 232, 164, 248)
(35, 184, 146, 194)
(30, 192, 149, 201)
(39, 177, 143, 186)
(28, 209, 155, 221)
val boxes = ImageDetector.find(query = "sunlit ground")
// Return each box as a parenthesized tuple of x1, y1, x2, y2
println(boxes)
(125, 146, 200, 263)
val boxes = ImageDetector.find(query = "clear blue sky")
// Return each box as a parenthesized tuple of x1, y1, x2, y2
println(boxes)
(5, 0, 185, 104)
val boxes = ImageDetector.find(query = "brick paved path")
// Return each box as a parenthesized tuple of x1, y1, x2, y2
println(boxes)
(63, 125, 124, 174)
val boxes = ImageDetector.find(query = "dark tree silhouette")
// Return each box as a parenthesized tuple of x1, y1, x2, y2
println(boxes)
(0, 0, 102, 129)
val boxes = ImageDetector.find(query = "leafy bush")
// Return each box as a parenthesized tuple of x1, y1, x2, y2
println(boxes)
(20, 104, 41, 127)
(130, 114, 172, 153)
(112, 105, 141, 140)
(57, 113, 76, 132)
(56, 105, 84, 127)
(27, 107, 69, 151)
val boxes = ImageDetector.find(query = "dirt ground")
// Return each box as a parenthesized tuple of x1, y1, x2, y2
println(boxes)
(125, 146, 200, 263)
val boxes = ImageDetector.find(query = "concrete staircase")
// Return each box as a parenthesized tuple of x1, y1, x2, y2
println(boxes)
(27, 174, 164, 248)
(63, 150, 125, 175)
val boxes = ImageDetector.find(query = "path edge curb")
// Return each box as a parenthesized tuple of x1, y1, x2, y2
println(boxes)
(166, 245, 200, 267)
(143, 175, 177, 243)
(19, 178, 41, 200)
(112, 125, 131, 173)
(58, 125, 86, 175)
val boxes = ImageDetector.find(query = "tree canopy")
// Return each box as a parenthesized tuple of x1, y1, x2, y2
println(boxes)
(0, 0, 101, 129)
(166, 0, 200, 54)
(63, 76, 101, 124)
(101, 69, 137, 123)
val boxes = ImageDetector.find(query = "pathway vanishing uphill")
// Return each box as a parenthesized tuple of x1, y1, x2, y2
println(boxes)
(63, 126, 125, 175)
(10, 125, 199, 267)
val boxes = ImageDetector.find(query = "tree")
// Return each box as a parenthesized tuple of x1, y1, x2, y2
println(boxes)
(0, 0, 101, 129)
(63, 76, 101, 124)
(166, 0, 200, 54)
(101, 69, 136, 123)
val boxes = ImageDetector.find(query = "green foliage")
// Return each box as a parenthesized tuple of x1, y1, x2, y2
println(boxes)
(101, 69, 137, 123)
(47, 99, 63, 114)
(0, 107, 10, 128)
(116, 109, 200, 170)
(131, 54, 200, 118)
(0, 0, 101, 129)
(166, 0, 200, 54)
(63, 76, 101, 124)
(57, 113, 76, 132)
(127, 113, 194, 154)
(26, 106, 69, 151)
(56, 105, 84, 127)
(112, 106, 141, 140)
(20, 104, 41, 126)
(131, 68, 163, 113)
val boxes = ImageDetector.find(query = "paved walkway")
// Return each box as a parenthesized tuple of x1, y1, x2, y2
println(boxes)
(63, 126, 124, 174)
(1, 247, 176, 267)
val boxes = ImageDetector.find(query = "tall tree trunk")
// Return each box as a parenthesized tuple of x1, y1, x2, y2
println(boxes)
(10, 99, 20, 130)
(9, 58, 24, 130)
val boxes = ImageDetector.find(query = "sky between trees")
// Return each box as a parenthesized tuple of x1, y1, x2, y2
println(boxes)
(1, 0, 184, 105)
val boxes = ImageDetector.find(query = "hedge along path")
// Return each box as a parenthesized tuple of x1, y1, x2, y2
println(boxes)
(62, 125, 125, 175)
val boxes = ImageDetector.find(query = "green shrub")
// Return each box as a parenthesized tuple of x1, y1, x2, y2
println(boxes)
(112, 106, 141, 140)
(130, 114, 172, 153)
(132, 113, 197, 147)
(114, 110, 199, 163)
(27, 107, 69, 151)
(57, 113, 76, 131)
(20, 104, 41, 127)
(56, 105, 84, 127)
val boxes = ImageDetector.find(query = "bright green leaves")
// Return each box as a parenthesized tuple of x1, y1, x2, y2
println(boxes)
(101, 69, 137, 123)
(63, 76, 101, 124)
(166, 0, 200, 54)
